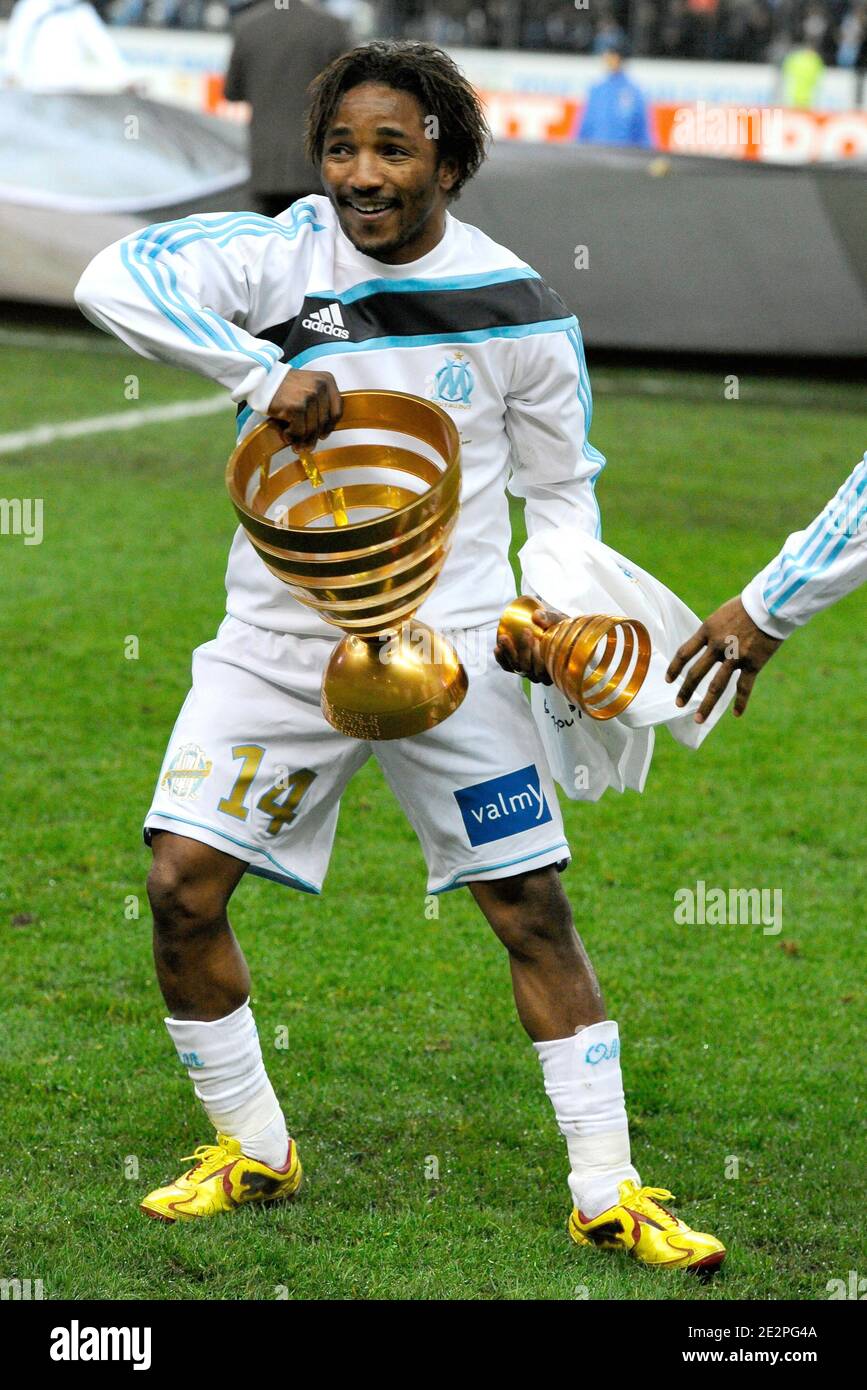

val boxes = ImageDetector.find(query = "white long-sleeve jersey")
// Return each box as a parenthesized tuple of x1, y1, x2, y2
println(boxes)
(741, 453, 867, 640)
(74, 194, 605, 639)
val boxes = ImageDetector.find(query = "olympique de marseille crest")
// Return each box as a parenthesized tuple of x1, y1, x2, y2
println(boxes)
(425, 350, 475, 409)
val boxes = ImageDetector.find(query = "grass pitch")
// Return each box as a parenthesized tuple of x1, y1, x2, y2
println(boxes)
(0, 329, 864, 1301)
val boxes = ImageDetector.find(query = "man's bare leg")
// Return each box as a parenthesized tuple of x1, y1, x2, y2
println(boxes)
(147, 829, 249, 1020)
(469, 863, 605, 1040)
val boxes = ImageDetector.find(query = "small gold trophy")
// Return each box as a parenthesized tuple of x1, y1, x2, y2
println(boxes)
(497, 596, 651, 721)
(226, 390, 467, 740)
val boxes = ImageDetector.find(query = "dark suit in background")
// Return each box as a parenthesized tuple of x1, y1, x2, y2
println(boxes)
(224, 0, 352, 218)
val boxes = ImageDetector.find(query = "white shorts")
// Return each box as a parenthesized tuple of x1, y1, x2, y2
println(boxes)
(144, 615, 570, 896)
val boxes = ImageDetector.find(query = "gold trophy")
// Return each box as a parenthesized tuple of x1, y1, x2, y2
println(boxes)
(497, 596, 651, 721)
(226, 389, 467, 740)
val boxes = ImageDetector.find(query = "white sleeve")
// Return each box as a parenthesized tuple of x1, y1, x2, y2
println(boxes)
(505, 322, 604, 542)
(76, 5, 132, 88)
(74, 213, 296, 414)
(741, 453, 867, 639)
(3, 2, 31, 80)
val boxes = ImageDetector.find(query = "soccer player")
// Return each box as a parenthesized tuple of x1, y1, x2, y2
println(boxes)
(666, 452, 867, 721)
(2, 0, 133, 93)
(74, 40, 724, 1271)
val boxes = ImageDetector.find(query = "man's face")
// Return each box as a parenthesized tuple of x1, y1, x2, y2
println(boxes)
(320, 82, 458, 264)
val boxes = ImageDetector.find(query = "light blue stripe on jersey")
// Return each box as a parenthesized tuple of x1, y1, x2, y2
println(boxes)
(763, 461, 867, 611)
(120, 242, 204, 349)
(764, 456, 867, 596)
(565, 325, 606, 538)
(567, 327, 593, 430)
(284, 316, 578, 370)
(764, 463, 867, 613)
(129, 211, 291, 364)
(769, 532, 855, 614)
(767, 489, 867, 613)
(122, 206, 323, 371)
(763, 465, 862, 598)
(306, 266, 541, 306)
(152, 204, 324, 255)
(130, 225, 283, 367)
(125, 235, 275, 366)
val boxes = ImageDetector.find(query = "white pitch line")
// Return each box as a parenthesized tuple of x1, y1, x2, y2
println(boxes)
(0, 395, 235, 456)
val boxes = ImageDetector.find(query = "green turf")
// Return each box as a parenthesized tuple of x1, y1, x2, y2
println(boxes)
(1, 334, 865, 1301)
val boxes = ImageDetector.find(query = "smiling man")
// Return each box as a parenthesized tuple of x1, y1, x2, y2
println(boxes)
(74, 40, 724, 1273)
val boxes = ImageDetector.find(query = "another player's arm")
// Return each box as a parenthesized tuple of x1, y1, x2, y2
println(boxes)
(73, 215, 341, 448)
(665, 599, 782, 723)
(667, 452, 867, 721)
(495, 318, 602, 683)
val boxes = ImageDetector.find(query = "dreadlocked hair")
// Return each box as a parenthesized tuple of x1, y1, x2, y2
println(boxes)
(303, 40, 492, 201)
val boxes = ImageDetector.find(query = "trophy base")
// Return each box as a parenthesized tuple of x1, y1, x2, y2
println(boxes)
(321, 621, 469, 740)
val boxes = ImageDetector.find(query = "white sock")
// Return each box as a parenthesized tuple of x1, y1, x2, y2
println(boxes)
(165, 999, 290, 1169)
(534, 1020, 640, 1219)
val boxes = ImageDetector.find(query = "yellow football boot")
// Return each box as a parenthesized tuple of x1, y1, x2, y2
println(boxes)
(140, 1134, 302, 1223)
(569, 1180, 726, 1273)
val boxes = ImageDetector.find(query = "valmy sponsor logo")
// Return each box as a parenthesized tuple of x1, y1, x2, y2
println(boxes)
(454, 764, 552, 846)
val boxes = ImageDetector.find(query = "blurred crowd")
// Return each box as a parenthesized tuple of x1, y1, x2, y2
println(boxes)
(398, 2, 867, 67)
(0, 0, 866, 72)
(0, 0, 374, 33)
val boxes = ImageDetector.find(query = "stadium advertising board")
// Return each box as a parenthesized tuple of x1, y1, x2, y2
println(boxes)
(1, 25, 862, 162)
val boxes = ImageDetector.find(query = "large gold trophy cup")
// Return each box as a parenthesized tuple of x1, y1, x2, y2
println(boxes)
(226, 389, 467, 740)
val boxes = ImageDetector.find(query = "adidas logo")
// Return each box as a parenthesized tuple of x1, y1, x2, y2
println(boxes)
(301, 302, 350, 339)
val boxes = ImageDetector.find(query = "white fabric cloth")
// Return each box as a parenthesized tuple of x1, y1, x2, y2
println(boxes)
(518, 529, 735, 803)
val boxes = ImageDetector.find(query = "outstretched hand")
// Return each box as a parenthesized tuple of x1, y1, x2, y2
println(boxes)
(666, 596, 783, 722)
(494, 606, 567, 684)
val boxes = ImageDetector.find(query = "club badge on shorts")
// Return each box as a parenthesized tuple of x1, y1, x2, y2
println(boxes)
(454, 764, 552, 846)
(161, 743, 213, 803)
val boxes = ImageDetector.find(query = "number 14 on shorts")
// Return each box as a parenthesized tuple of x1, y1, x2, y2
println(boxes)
(217, 744, 317, 837)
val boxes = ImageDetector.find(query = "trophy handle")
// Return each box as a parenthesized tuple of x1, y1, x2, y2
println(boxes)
(497, 596, 651, 721)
